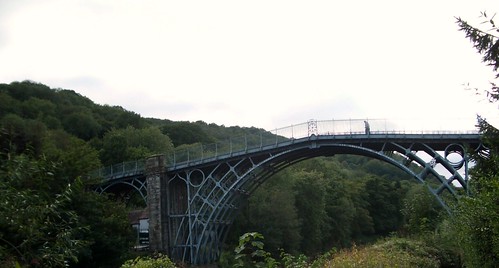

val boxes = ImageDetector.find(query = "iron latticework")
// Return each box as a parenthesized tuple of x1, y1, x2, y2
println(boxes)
(94, 119, 483, 265)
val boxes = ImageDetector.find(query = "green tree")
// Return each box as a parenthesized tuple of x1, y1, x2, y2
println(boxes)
(70, 186, 135, 268)
(248, 172, 301, 253)
(0, 154, 89, 267)
(0, 90, 21, 117)
(323, 178, 356, 247)
(161, 121, 214, 146)
(42, 129, 101, 181)
(365, 177, 405, 235)
(293, 170, 329, 254)
(2, 80, 55, 102)
(453, 12, 499, 267)
(1, 114, 47, 156)
(63, 111, 102, 141)
(402, 184, 443, 235)
(0, 152, 134, 267)
(121, 253, 176, 268)
(345, 178, 374, 239)
(100, 126, 174, 165)
(21, 97, 56, 120)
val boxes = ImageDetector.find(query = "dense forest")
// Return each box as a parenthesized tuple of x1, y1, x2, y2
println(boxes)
(1, 13, 499, 268)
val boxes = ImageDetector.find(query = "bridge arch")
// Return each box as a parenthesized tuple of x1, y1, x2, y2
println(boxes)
(165, 134, 480, 264)
(93, 119, 482, 265)
(96, 177, 148, 206)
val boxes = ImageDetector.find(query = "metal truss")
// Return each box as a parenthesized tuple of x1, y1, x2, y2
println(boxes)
(164, 134, 482, 265)
(96, 176, 148, 206)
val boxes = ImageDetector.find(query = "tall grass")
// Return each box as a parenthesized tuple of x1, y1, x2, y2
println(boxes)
(319, 238, 440, 268)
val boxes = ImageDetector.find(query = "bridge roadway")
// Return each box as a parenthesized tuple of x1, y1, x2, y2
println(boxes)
(92, 120, 482, 265)
(95, 131, 481, 183)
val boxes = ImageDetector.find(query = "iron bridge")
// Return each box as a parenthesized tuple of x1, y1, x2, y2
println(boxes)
(93, 119, 483, 265)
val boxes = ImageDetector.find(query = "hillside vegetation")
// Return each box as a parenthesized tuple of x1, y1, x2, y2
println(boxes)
(0, 80, 273, 267)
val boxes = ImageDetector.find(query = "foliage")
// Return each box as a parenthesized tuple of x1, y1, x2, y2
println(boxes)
(235, 172, 302, 254)
(228, 233, 443, 268)
(1, 113, 47, 156)
(62, 111, 102, 141)
(453, 118, 499, 267)
(120, 253, 176, 268)
(293, 170, 329, 254)
(42, 129, 102, 181)
(325, 238, 440, 268)
(453, 12, 499, 267)
(160, 121, 214, 147)
(417, 218, 463, 267)
(0, 154, 90, 267)
(69, 185, 135, 268)
(99, 126, 174, 165)
(456, 12, 499, 100)
(402, 184, 443, 234)
(231, 232, 312, 268)
(322, 179, 355, 247)
(364, 177, 404, 235)
(280, 251, 309, 268)
(234, 232, 273, 268)
(0, 153, 134, 267)
(0, 84, 138, 267)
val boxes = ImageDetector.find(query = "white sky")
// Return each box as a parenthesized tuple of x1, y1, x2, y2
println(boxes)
(1, 0, 499, 131)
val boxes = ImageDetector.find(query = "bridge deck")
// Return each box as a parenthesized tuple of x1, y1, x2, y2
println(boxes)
(92, 131, 481, 181)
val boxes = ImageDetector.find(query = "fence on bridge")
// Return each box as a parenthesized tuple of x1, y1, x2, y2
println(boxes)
(91, 119, 478, 180)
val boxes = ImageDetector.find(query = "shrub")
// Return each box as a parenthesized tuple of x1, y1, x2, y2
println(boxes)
(327, 238, 440, 268)
(120, 253, 176, 268)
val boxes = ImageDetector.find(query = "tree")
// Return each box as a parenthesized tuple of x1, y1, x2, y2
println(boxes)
(229, 171, 302, 255)
(1, 114, 47, 157)
(160, 121, 214, 146)
(0, 152, 134, 267)
(293, 170, 329, 254)
(454, 12, 499, 267)
(456, 12, 499, 101)
(323, 178, 356, 247)
(69, 185, 135, 268)
(42, 129, 101, 181)
(62, 111, 102, 141)
(402, 184, 442, 235)
(21, 97, 56, 120)
(0, 91, 21, 117)
(100, 126, 174, 165)
(0, 154, 89, 267)
(365, 177, 405, 235)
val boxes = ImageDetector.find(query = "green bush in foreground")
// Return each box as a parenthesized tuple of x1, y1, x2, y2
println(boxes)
(325, 237, 440, 268)
(225, 232, 442, 268)
(120, 253, 176, 268)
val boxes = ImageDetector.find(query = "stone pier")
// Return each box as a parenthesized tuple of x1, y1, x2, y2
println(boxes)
(146, 154, 168, 253)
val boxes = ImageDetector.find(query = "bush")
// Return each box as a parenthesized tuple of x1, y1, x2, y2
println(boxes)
(326, 237, 440, 268)
(120, 253, 176, 268)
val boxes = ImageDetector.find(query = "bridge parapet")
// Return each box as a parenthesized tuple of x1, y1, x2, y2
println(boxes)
(91, 119, 479, 181)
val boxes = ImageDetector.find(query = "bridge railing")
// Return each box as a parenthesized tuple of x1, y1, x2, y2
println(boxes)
(90, 159, 146, 179)
(92, 119, 479, 181)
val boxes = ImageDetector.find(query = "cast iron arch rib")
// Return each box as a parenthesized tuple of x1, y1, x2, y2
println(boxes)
(170, 134, 480, 264)
(97, 177, 148, 206)
(95, 131, 482, 265)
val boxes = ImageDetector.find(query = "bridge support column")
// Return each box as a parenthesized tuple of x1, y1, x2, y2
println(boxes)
(146, 155, 169, 253)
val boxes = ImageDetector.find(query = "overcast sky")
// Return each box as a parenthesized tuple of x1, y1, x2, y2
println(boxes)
(1, 0, 498, 131)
